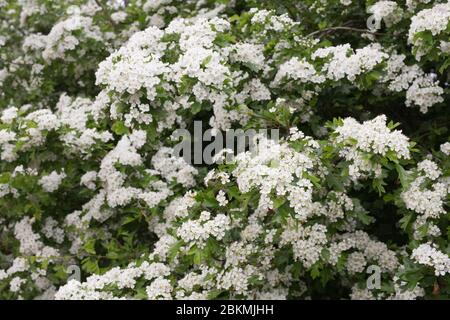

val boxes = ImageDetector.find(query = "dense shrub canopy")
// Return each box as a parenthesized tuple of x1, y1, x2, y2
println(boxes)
(0, 0, 449, 300)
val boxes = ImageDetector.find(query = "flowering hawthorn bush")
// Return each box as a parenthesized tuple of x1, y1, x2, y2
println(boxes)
(0, 0, 449, 300)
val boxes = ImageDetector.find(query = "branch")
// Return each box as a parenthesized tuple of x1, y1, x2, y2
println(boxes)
(307, 26, 383, 38)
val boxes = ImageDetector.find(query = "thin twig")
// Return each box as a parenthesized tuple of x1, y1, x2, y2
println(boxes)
(308, 26, 383, 38)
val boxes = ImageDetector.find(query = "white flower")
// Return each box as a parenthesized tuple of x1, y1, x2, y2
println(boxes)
(401, 177, 447, 220)
(417, 160, 441, 180)
(405, 77, 444, 113)
(0, 129, 16, 144)
(111, 11, 127, 24)
(25, 110, 60, 131)
(42, 15, 103, 61)
(14, 217, 60, 259)
(346, 252, 367, 274)
(312, 44, 388, 82)
(216, 190, 228, 206)
(281, 222, 328, 268)
(274, 57, 325, 84)
(39, 171, 66, 192)
(177, 212, 231, 246)
(335, 115, 410, 159)
(411, 243, 450, 276)
(408, 3, 450, 41)
(408, 2, 450, 60)
(1, 107, 18, 124)
(230, 43, 265, 70)
(440, 142, 450, 155)
(367, 1, 403, 29)
(96, 26, 167, 96)
(10, 277, 26, 293)
(151, 147, 198, 187)
(146, 278, 173, 300)
(80, 171, 97, 190)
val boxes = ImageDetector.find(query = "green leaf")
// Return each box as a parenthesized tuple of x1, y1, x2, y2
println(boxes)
(439, 57, 450, 74)
(304, 172, 321, 188)
(193, 250, 203, 265)
(272, 197, 286, 209)
(355, 210, 374, 225)
(395, 163, 409, 188)
(399, 213, 414, 231)
(213, 33, 236, 47)
(82, 258, 100, 274)
(372, 178, 386, 195)
(83, 238, 96, 255)
(191, 102, 202, 115)
(167, 241, 183, 262)
(200, 55, 212, 68)
(112, 121, 129, 135)
(207, 289, 224, 299)
(310, 264, 321, 280)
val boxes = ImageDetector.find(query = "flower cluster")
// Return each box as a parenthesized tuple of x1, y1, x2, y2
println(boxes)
(411, 243, 450, 276)
(408, 2, 450, 60)
(332, 115, 411, 181)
